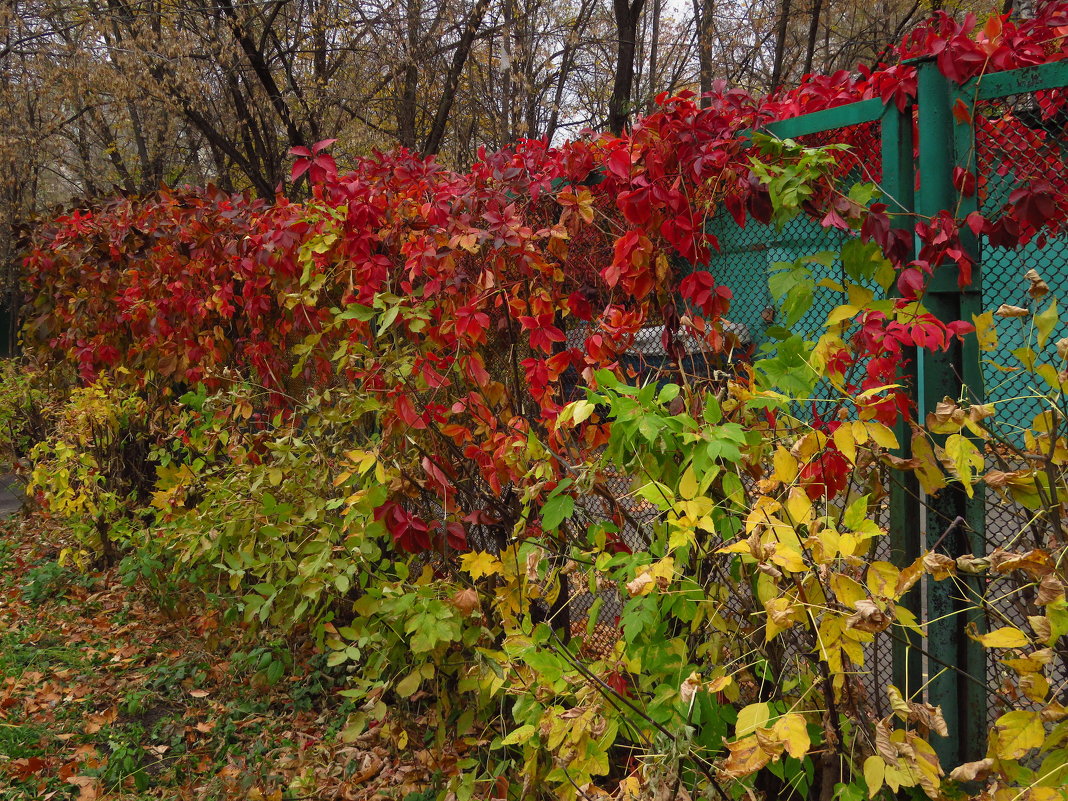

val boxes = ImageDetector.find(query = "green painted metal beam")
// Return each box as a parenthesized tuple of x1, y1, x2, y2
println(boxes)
(962, 59, 1068, 101)
(762, 98, 885, 140)
(916, 59, 987, 767)
(881, 100, 923, 702)
(950, 74, 990, 767)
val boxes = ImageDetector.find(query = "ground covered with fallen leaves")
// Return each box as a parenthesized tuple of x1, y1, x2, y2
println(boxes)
(0, 512, 442, 800)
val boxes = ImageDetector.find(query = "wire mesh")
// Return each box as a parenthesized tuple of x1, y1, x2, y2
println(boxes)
(974, 86, 1068, 720)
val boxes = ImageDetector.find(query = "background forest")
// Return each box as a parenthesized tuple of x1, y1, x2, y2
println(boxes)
(1, 0, 989, 236)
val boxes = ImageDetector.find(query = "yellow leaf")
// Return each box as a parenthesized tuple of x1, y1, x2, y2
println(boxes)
(830, 574, 866, 608)
(736, 702, 772, 737)
(972, 311, 997, 352)
(945, 434, 984, 497)
(770, 543, 807, 574)
(886, 685, 911, 721)
(974, 626, 1030, 649)
(459, 551, 503, 580)
(772, 713, 810, 759)
(993, 710, 1045, 760)
(679, 465, 698, 501)
(866, 561, 900, 599)
(1036, 298, 1058, 349)
(911, 433, 947, 495)
(792, 431, 829, 461)
(826, 304, 860, 327)
(784, 487, 813, 525)
(773, 447, 798, 483)
(833, 424, 857, 464)
(707, 675, 733, 693)
(863, 755, 885, 797)
(864, 421, 898, 450)
(573, 400, 596, 426)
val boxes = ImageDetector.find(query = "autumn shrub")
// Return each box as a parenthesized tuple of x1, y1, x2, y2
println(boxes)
(28, 377, 156, 564)
(0, 358, 66, 468)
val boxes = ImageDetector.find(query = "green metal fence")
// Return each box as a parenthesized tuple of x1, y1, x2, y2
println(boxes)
(703, 58, 1068, 766)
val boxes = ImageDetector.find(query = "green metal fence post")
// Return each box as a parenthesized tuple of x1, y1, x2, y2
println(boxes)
(915, 57, 987, 766)
(950, 75, 989, 763)
(881, 100, 923, 701)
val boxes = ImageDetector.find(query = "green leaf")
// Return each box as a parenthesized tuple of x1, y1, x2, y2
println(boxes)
(1036, 298, 1058, 349)
(395, 669, 423, 697)
(541, 493, 575, 531)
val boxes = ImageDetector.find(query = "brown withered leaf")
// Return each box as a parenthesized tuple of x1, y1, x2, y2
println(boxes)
(679, 672, 701, 706)
(450, 588, 479, 616)
(947, 757, 994, 783)
(989, 548, 1054, 579)
(923, 552, 956, 580)
(66, 776, 100, 801)
(956, 554, 991, 574)
(1036, 575, 1066, 605)
(995, 304, 1030, 318)
(719, 734, 774, 779)
(983, 469, 1025, 488)
(873, 719, 898, 764)
(1042, 700, 1068, 722)
(1029, 615, 1052, 642)
(754, 727, 786, 758)
(906, 701, 949, 737)
(1024, 269, 1049, 298)
(896, 559, 924, 595)
(846, 599, 892, 633)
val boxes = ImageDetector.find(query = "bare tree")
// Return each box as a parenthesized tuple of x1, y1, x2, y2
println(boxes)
(608, 0, 647, 135)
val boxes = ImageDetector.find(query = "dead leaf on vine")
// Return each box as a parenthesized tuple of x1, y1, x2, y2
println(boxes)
(679, 672, 701, 705)
(908, 701, 948, 737)
(1024, 269, 1049, 298)
(845, 599, 891, 633)
(873, 720, 897, 763)
(989, 548, 1054, 579)
(922, 552, 956, 580)
(948, 757, 994, 783)
(625, 572, 655, 597)
(719, 734, 773, 778)
(1036, 575, 1066, 605)
(995, 304, 1030, 318)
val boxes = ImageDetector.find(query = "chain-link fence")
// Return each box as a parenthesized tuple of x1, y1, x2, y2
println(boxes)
(972, 82, 1068, 721)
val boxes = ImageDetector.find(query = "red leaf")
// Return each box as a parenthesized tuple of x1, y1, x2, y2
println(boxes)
(606, 148, 631, 180)
(952, 98, 973, 126)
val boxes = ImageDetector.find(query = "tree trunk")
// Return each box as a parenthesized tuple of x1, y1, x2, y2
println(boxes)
(693, 0, 715, 106)
(803, 0, 825, 76)
(422, 0, 492, 156)
(396, 0, 421, 149)
(645, 0, 661, 114)
(608, 0, 647, 136)
(771, 0, 794, 89)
